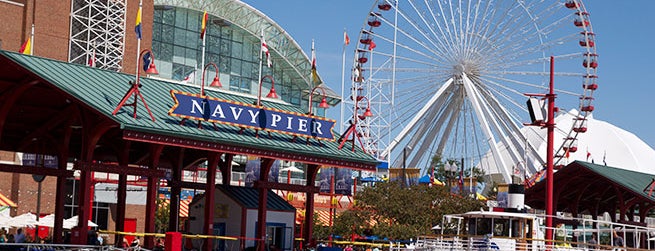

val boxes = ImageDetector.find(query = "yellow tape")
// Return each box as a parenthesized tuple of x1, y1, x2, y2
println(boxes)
(98, 231, 238, 241)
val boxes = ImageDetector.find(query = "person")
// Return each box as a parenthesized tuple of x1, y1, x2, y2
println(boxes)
(131, 236, 141, 250)
(613, 229, 624, 247)
(587, 233, 597, 248)
(14, 228, 25, 243)
(153, 237, 165, 251)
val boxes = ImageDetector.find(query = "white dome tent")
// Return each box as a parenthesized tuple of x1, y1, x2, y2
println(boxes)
(478, 110, 655, 183)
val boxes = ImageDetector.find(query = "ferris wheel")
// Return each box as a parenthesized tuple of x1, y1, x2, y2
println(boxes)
(341, 0, 598, 184)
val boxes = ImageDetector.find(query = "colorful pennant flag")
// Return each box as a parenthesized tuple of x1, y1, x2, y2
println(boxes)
(135, 5, 143, 39)
(200, 11, 208, 39)
(19, 38, 32, 55)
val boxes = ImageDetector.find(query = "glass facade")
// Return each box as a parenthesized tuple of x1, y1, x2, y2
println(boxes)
(152, 7, 315, 110)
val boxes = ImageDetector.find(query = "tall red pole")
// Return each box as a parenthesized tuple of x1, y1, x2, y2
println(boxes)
(545, 56, 556, 246)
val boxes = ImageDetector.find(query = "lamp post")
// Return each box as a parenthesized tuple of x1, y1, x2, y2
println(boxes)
(257, 75, 278, 106)
(307, 85, 330, 115)
(112, 49, 158, 121)
(402, 146, 412, 188)
(200, 62, 221, 96)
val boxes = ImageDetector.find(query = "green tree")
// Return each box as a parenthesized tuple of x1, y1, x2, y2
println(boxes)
(331, 180, 484, 241)
(155, 198, 170, 233)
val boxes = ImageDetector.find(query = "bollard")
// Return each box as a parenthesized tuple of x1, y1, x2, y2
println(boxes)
(165, 232, 182, 251)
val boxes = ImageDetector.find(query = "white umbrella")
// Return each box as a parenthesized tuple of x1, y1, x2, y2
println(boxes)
(280, 166, 304, 173)
(10, 212, 38, 228)
(38, 214, 55, 228)
(64, 215, 98, 229)
(0, 214, 12, 227)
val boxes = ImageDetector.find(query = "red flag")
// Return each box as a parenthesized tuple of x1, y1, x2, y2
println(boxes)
(19, 38, 32, 55)
(344, 31, 350, 46)
(586, 151, 591, 161)
(200, 11, 208, 39)
(368, 40, 376, 50)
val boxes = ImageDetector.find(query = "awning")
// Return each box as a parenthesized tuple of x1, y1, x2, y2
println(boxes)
(0, 193, 17, 207)
(295, 209, 332, 226)
(159, 198, 192, 218)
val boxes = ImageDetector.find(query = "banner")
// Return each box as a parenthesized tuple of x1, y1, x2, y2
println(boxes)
(244, 156, 280, 187)
(317, 168, 352, 196)
(169, 90, 336, 141)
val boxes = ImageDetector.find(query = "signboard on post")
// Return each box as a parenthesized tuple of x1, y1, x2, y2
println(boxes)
(168, 90, 336, 141)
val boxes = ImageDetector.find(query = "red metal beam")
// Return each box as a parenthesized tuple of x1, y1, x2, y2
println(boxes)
(123, 130, 377, 171)
(0, 163, 73, 176)
(74, 161, 167, 177)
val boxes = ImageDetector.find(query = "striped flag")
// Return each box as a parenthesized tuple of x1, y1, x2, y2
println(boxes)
(200, 11, 208, 39)
(261, 31, 272, 67)
(19, 38, 32, 55)
(135, 4, 143, 39)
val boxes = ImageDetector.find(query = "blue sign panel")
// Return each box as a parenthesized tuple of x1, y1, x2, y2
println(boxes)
(168, 90, 336, 141)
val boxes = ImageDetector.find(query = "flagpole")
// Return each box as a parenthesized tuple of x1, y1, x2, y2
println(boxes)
(200, 11, 207, 86)
(30, 24, 34, 55)
(257, 28, 264, 106)
(135, 0, 142, 83)
(340, 29, 347, 133)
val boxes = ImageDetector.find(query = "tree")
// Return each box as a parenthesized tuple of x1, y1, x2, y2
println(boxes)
(330, 180, 484, 241)
(155, 198, 170, 233)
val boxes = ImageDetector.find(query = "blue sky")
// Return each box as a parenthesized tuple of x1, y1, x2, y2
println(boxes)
(242, 0, 655, 149)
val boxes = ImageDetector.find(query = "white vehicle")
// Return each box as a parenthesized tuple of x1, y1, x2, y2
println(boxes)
(392, 210, 655, 251)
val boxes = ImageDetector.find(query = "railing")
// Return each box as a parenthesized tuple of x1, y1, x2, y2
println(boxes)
(387, 235, 640, 251)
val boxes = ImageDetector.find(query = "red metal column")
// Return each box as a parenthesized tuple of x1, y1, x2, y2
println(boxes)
(116, 174, 128, 240)
(145, 145, 164, 248)
(256, 158, 274, 251)
(203, 153, 219, 251)
(53, 119, 74, 244)
(168, 148, 184, 232)
(303, 164, 320, 248)
(116, 142, 130, 247)
(219, 154, 233, 185)
(545, 56, 556, 246)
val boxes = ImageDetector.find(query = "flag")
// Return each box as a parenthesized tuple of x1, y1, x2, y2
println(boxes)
(368, 40, 376, 50)
(88, 50, 96, 67)
(586, 149, 591, 161)
(565, 148, 570, 159)
(135, 5, 143, 39)
(261, 32, 272, 68)
(182, 71, 195, 84)
(344, 31, 350, 46)
(200, 11, 208, 39)
(311, 41, 319, 84)
(603, 150, 607, 165)
(88, 42, 96, 67)
(142, 51, 152, 71)
(19, 38, 32, 55)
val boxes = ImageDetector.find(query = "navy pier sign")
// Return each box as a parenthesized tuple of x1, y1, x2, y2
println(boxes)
(168, 90, 336, 141)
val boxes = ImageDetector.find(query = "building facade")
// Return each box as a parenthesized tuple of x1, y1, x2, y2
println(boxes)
(0, 0, 342, 245)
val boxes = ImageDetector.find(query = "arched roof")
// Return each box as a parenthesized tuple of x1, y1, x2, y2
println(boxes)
(154, 0, 320, 91)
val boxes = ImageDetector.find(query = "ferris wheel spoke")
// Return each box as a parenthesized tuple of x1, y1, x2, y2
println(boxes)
(370, 31, 452, 66)
(481, 75, 581, 97)
(499, 53, 582, 69)
(436, 95, 465, 159)
(494, 31, 578, 64)
(403, 0, 458, 61)
(377, 13, 454, 64)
